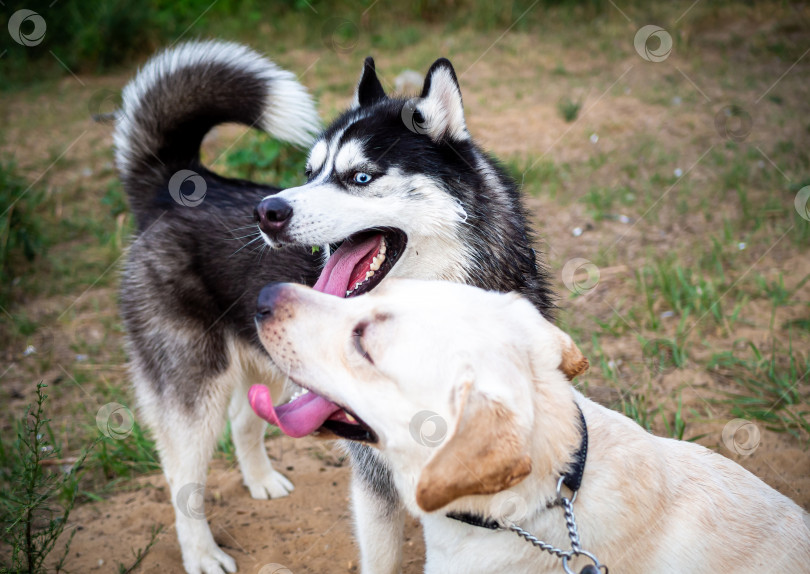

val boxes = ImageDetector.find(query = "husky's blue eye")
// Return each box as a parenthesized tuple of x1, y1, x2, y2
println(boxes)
(353, 172, 373, 184)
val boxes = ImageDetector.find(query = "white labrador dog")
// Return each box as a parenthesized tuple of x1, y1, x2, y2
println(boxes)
(248, 280, 810, 574)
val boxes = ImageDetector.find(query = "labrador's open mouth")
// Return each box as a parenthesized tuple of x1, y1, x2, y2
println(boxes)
(314, 228, 407, 298)
(249, 384, 377, 443)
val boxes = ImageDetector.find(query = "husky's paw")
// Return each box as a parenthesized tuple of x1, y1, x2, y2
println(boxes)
(185, 545, 237, 574)
(246, 469, 294, 500)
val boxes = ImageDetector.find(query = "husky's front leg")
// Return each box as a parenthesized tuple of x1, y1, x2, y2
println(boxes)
(347, 443, 405, 574)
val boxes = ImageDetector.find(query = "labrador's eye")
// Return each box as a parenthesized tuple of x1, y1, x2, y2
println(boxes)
(352, 322, 374, 364)
(353, 172, 373, 185)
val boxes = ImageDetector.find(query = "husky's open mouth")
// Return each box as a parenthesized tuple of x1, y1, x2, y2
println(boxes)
(248, 384, 378, 443)
(313, 228, 407, 298)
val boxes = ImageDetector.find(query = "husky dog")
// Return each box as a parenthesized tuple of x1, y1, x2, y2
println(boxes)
(252, 56, 554, 572)
(116, 41, 321, 574)
(117, 40, 553, 574)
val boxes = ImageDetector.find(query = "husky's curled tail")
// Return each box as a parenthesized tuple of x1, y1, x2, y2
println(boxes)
(114, 41, 321, 574)
(114, 40, 320, 226)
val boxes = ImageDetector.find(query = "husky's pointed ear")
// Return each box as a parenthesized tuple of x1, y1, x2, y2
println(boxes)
(414, 58, 468, 142)
(415, 382, 532, 512)
(353, 57, 387, 108)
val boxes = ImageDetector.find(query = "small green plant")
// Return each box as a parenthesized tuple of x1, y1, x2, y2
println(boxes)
(557, 96, 582, 123)
(222, 133, 309, 188)
(0, 383, 95, 574)
(116, 525, 163, 574)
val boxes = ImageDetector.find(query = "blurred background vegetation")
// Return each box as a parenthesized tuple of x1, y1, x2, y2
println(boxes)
(1, 0, 683, 86)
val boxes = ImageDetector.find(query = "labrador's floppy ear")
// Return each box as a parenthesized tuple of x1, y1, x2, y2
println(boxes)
(353, 57, 387, 108)
(557, 329, 589, 381)
(412, 58, 468, 142)
(415, 382, 532, 512)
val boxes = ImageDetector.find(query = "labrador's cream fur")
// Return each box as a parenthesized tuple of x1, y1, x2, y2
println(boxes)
(256, 280, 810, 574)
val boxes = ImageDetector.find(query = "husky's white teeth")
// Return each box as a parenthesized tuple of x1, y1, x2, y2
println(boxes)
(345, 412, 357, 423)
(370, 252, 385, 271)
(346, 236, 389, 297)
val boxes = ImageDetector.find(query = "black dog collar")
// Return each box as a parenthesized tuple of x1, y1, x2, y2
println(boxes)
(447, 402, 588, 529)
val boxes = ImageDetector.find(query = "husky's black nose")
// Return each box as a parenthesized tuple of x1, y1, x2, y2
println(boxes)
(256, 282, 289, 320)
(255, 197, 293, 235)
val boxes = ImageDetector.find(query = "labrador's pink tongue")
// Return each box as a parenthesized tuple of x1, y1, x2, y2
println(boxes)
(313, 234, 381, 297)
(249, 385, 341, 438)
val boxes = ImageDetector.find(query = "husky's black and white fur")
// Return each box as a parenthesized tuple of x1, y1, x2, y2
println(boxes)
(116, 40, 553, 574)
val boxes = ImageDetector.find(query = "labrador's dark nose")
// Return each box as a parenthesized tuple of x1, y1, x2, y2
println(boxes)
(256, 282, 291, 321)
(254, 197, 293, 235)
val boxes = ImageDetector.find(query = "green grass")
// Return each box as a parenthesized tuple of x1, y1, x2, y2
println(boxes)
(557, 96, 582, 122)
(710, 339, 810, 440)
(219, 132, 309, 187)
(0, 160, 46, 307)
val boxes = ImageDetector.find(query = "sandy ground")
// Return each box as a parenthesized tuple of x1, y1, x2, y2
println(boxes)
(64, 437, 427, 574)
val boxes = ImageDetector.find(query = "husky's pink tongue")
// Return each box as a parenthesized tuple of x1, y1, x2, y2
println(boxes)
(249, 384, 342, 438)
(313, 234, 382, 297)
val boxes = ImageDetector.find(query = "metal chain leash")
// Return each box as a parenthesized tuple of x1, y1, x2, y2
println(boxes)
(501, 477, 607, 574)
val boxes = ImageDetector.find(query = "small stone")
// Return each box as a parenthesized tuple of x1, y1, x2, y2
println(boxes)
(674, 168, 683, 177)
(572, 227, 583, 237)
(589, 133, 599, 144)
